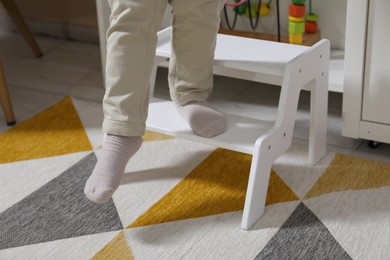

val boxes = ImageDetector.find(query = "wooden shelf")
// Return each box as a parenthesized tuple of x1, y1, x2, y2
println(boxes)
(218, 28, 322, 47)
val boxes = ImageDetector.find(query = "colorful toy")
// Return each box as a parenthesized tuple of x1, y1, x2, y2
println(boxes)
(305, 0, 318, 33)
(244, 1, 271, 17)
(225, 0, 273, 30)
(226, 0, 246, 7)
(223, 0, 281, 42)
(233, 1, 247, 16)
(288, 0, 306, 44)
(259, 2, 271, 16)
(230, 0, 273, 18)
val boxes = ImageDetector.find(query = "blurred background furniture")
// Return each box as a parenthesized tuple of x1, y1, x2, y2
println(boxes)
(342, 0, 390, 146)
(1, 0, 42, 57)
(0, 59, 15, 125)
(0, 0, 43, 126)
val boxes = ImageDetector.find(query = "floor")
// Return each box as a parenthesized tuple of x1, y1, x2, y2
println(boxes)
(1, 31, 390, 163)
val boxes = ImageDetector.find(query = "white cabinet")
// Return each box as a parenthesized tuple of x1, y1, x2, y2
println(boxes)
(342, 0, 390, 144)
(362, 0, 390, 125)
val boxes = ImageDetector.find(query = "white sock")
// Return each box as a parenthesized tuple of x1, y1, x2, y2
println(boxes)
(84, 134, 143, 203)
(176, 101, 228, 138)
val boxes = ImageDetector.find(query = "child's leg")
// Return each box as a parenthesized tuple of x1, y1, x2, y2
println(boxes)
(169, 0, 228, 137)
(84, 135, 142, 203)
(85, 0, 168, 203)
(103, 0, 168, 137)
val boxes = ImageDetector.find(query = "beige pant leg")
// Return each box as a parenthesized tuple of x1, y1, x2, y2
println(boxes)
(168, 0, 226, 105)
(103, 0, 168, 136)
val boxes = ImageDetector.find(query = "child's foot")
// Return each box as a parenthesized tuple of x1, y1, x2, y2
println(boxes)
(176, 101, 228, 138)
(84, 134, 143, 203)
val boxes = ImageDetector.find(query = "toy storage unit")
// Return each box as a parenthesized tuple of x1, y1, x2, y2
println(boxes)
(342, 0, 390, 145)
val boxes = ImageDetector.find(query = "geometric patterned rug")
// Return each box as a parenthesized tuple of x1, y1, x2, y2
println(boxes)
(1, 96, 390, 259)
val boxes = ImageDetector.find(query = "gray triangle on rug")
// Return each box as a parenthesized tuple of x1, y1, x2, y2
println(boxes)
(255, 202, 352, 259)
(0, 153, 123, 250)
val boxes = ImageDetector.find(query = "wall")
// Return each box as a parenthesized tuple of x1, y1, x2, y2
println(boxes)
(14, 0, 97, 27)
(0, 3, 10, 33)
(1, 0, 99, 42)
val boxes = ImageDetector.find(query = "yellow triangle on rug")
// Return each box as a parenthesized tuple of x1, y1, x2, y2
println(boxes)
(305, 153, 390, 199)
(128, 148, 298, 228)
(0, 96, 92, 163)
(143, 130, 175, 142)
(92, 231, 134, 260)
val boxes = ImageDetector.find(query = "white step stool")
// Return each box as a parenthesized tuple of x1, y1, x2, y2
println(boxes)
(147, 27, 330, 230)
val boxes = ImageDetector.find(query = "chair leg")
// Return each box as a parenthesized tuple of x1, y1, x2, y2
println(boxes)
(308, 76, 328, 165)
(1, 0, 43, 57)
(0, 61, 16, 126)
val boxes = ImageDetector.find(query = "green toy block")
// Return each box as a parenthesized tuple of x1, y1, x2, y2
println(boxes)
(289, 21, 305, 34)
(306, 13, 319, 21)
(292, 0, 306, 5)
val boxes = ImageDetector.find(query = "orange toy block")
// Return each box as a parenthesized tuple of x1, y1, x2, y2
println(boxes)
(289, 4, 306, 18)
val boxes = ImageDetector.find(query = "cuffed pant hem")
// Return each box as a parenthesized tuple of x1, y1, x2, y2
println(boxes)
(102, 118, 146, 136)
(170, 91, 210, 106)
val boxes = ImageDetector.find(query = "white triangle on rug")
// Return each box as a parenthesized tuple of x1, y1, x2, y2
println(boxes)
(0, 230, 120, 260)
(71, 97, 104, 150)
(304, 187, 390, 259)
(122, 201, 299, 259)
(0, 151, 91, 213)
(273, 143, 335, 199)
(112, 137, 215, 227)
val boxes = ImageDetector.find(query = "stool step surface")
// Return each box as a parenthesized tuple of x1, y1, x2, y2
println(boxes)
(156, 28, 309, 77)
(146, 99, 274, 155)
(214, 34, 308, 75)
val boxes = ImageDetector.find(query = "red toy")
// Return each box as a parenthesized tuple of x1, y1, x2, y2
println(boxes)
(305, 0, 318, 34)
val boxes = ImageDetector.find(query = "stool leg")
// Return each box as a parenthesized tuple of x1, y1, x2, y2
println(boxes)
(149, 57, 167, 98)
(1, 0, 43, 57)
(241, 146, 273, 230)
(241, 78, 300, 230)
(0, 61, 16, 126)
(308, 76, 328, 165)
(241, 40, 330, 229)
